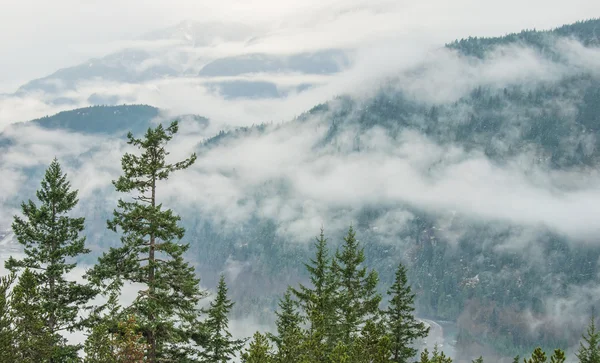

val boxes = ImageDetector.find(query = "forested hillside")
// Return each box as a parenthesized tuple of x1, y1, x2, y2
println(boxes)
(1, 18, 600, 361)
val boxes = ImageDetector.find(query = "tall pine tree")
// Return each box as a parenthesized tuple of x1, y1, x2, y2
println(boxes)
(290, 227, 338, 356)
(0, 273, 16, 362)
(269, 289, 305, 363)
(5, 158, 96, 361)
(577, 308, 600, 363)
(334, 225, 382, 345)
(384, 263, 429, 363)
(242, 331, 274, 363)
(87, 121, 207, 362)
(200, 275, 246, 362)
(11, 268, 56, 362)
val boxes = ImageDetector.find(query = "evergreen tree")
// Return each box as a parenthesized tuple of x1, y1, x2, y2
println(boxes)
(290, 227, 338, 354)
(87, 121, 207, 362)
(11, 268, 56, 362)
(242, 331, 273, 363)
(329, 341, 350, 363)
(0, 273, 16, 362)
(472, 357, 484, 363)
(550, 349, 566, 363)
(269, 289, 305, 363)
(384, 263, 430, 363)
(577, 309, 600, 363)
(351, 320, 392, 363)
(419, 345, 453, 363)
(524, 347, 547, 363)
(334, 225, 382, 344)
(200, 275, 246, 362)
(5, 158, 96, 361)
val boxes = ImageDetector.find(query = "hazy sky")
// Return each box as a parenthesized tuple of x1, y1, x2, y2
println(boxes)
(0, 0, 598, 93)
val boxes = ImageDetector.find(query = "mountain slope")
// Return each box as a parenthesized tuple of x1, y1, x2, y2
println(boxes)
(2, 18, 600, 362)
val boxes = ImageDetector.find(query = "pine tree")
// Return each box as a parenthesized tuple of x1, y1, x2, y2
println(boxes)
(242, 331, 273, 363)
(351, 320, 392, 363)
(5, 158, 96, 361)
(419, 345, 453, 363)
(11, 268, 56, 362)
(290, 227, 338, 355)
(269, 289, 305, 363)
(550, 349, 566, 363)
(334, 225, 382, 344)
(201, 275, 246, 362)
(384, 263, 430, 363)
(0, 273, 16, 362)
(472, 357, 484, 363)
(525, 347, 547, 363)
(577, 309, 600, 363)
(87, 121, 207, 362)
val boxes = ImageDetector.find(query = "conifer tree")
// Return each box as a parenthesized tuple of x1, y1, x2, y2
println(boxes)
(290, 227, 338, 353)
(550, 349, 566, 363)
(11, 268, 56, 362)
(577, 309, 600, 363)
(0, 273, 16, 362)
(333, 225, 382, 344)
(384, 263, 429, 363)
(242, 331, 273, 363)
(87, 121, 207, 362)
(351, 320, 392, 363)
(5, 158, 96, 361)
(269, 289, 305, 363)
(525, 347, 547, 363)
(419, 345, 453, 363)
(329, 341, 350, 363)
(201, 275, 246, 362)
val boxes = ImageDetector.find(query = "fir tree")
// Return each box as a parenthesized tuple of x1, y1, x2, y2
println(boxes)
(0, 273, 16, 362)
(351, 320, 392, 363)
(577, 309, 600, 363)
(525, 347, 547, 363)
(5, 158, 96, 361)
(242, 331, 273, 363)
(200, 275, 246, 362)
(334, 225, 382, 344)
(290, 227, 338, 354)
(384, 263, 430, 363)
(269, 289, 305, 363)
(11, 268, 56, 362)
(550, 349, 566, 363)
(87, 121, 207, 362)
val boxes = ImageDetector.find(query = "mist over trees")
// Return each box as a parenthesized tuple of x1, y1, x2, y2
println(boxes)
(0, 123, 596, 362)
(1, 17, 600, 363)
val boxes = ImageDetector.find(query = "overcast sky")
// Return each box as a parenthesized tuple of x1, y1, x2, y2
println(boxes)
(0, 0, 598, 93)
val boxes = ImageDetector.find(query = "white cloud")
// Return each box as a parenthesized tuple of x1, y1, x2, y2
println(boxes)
(1, 0, 599, 92)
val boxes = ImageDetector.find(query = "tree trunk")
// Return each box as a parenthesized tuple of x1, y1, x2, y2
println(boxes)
(148, 176, 157, 363)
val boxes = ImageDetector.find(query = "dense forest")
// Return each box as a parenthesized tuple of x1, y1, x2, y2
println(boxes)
(0, 122, 598, 363)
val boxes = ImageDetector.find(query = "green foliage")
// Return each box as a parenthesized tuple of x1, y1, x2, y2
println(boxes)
(290, 227, 338, 354)
(334, 225, 382, 344)
(11, 268, 57, 362)
(419, 345, 453, 363)
(87, 121, 207, 362)
(200, 275, 246, 362)
(0, 273, 16, 362)
(242, 331, 274, 363)
(384, 263, 430, 362)
(5, 158, 96, 360)
(576, 310, 600, 363)
(524, 347, 547, 363)
(269, 289, 305, 363)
